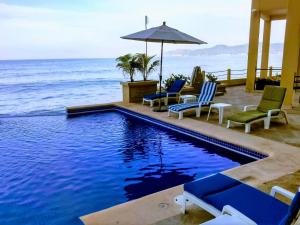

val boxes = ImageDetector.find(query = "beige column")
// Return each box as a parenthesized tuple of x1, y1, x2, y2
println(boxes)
(246, 10, 261, 92)
(281, 0, 300, 107)
(260, 19, 271, 78)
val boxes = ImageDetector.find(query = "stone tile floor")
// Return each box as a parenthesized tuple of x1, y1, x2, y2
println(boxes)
(188, 86, 300, 148)
(151, 86, 300, 224)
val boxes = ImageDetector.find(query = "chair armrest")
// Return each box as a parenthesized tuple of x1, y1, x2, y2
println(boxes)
(243, 105, 258, 111)
(267, 109, 281, 117)
(270, 186, 295, 200)
(166, 92, 180, 97)
(222, 205, 257, 225)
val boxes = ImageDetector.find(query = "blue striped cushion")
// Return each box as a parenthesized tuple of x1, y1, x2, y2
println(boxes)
(169, 101, 210, 112)
(198, 82, 217, 103)
(168, 82, 216, 112)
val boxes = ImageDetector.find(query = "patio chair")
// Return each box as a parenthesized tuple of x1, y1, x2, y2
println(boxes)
(142, 79, 186, 107)
(177, 173, 300, 225)
(168, 82, 217, 120)
(227, 85, 288, 133)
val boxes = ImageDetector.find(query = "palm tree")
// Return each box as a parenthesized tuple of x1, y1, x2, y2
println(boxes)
(116, 54, 140, 82)
(135, 53, 160, 81)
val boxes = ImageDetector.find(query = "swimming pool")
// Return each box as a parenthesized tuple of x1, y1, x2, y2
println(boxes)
(0, 109, 259, 225)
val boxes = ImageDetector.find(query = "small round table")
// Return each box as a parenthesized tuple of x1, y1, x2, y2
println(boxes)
(207, 103, 232, 125)
(179, 95, 197, 103)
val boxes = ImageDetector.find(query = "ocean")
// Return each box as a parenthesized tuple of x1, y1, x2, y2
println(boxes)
(0, 53, 283, 117)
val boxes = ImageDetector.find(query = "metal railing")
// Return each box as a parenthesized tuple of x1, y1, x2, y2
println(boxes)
(255, 66, 282, 79)
(204, 68, 247, 81)
(294, 74, 300, 90)
(200, 66, 287, 84)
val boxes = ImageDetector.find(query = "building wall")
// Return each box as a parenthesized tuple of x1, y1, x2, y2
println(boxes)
(247, 0, 300, 107)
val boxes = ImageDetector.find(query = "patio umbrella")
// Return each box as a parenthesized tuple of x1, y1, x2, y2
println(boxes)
(121, 21, 207, 111)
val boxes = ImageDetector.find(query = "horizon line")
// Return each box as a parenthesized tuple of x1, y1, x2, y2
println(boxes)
(0, 42, 284, 62)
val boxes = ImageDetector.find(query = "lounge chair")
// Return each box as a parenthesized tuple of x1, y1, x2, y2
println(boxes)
(181, 66, 205, 95)
(227, 85, 288, 133)
(178, 173, 300, 225)
(143, 79, 186, 107)
(168, 82, 217, 120)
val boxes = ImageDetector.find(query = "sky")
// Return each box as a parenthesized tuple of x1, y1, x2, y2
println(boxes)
(0, 0, 286, 60)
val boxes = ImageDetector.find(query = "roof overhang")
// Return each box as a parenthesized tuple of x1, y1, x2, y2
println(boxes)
(252, 0, 288, 21)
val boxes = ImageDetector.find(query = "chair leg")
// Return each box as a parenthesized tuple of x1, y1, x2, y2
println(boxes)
(164, 98, 168, 106)
(150, 101, 153, 107)
(196, 107, 201, 117)
(168, 110, 171, 117)
(182, 196, 187, 214)
(282, 111, 289, 124)
(142, 99, 145, 105)
(245, 124, 251, 133)
(264, 117, 271, 129)
(227, 120, 231, 128)
(207, 106, 212, 121)
(179, 112, 183, 120)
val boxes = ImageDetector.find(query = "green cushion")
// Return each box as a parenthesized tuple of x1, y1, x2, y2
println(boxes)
(257, 86, 286, 113)
(228, 110, 267, 123)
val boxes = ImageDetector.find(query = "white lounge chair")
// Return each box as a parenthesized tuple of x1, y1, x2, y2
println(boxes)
(227, 86, 288, 133)
(176, 173, 300, 225)
(143, 79, 186, 107)
(168, 82, 217, 120)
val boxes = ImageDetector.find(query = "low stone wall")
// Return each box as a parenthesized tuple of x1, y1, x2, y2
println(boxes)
(220, 78, 246, 87)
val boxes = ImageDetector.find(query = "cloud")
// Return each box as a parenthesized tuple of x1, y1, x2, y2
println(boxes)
(0, 1, 285, 60)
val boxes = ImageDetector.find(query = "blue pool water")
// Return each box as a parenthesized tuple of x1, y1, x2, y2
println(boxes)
(0, 111, 254, 225)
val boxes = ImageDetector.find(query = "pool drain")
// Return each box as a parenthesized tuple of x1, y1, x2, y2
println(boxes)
(158, 202, 169, 209)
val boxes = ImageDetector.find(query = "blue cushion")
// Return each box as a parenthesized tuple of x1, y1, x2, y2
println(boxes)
(203, 184, 289, 225)
(168, 80, 186, 93)
(143, 93, 167, 100)
(279, 191, 300, 225)
(184, 173, 241, 199)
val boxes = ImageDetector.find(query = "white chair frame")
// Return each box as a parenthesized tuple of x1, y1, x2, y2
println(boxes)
(168, 102, 213, 120)
(142, 92, 181, 107)
(177, 184, 297, 225)
(227, 105, 288, 133)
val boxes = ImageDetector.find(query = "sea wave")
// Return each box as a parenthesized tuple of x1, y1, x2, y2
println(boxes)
(0, 77, 122, 87)
(0, 108, 66, 118)
(0, 69, 115, 77)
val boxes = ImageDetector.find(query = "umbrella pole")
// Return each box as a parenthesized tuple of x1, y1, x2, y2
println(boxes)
(159, 40, 164, 111)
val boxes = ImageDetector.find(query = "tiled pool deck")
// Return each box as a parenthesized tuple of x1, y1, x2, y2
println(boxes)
(69, 86, 300, 225)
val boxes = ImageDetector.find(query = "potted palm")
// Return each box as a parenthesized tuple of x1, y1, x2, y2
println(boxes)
(116, 54, 139, 82)
(117, 53, 159, 103)
(136, 53, 160, 81)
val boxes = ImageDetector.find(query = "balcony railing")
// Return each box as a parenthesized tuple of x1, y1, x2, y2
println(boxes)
(294, 74, 300, 90)
(204, 68, 247, 81)
(255, 66, 282, 79)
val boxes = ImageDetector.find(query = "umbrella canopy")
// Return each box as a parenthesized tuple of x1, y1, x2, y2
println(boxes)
(121, 22, 207, 45)
(121, 22, 207, 111)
